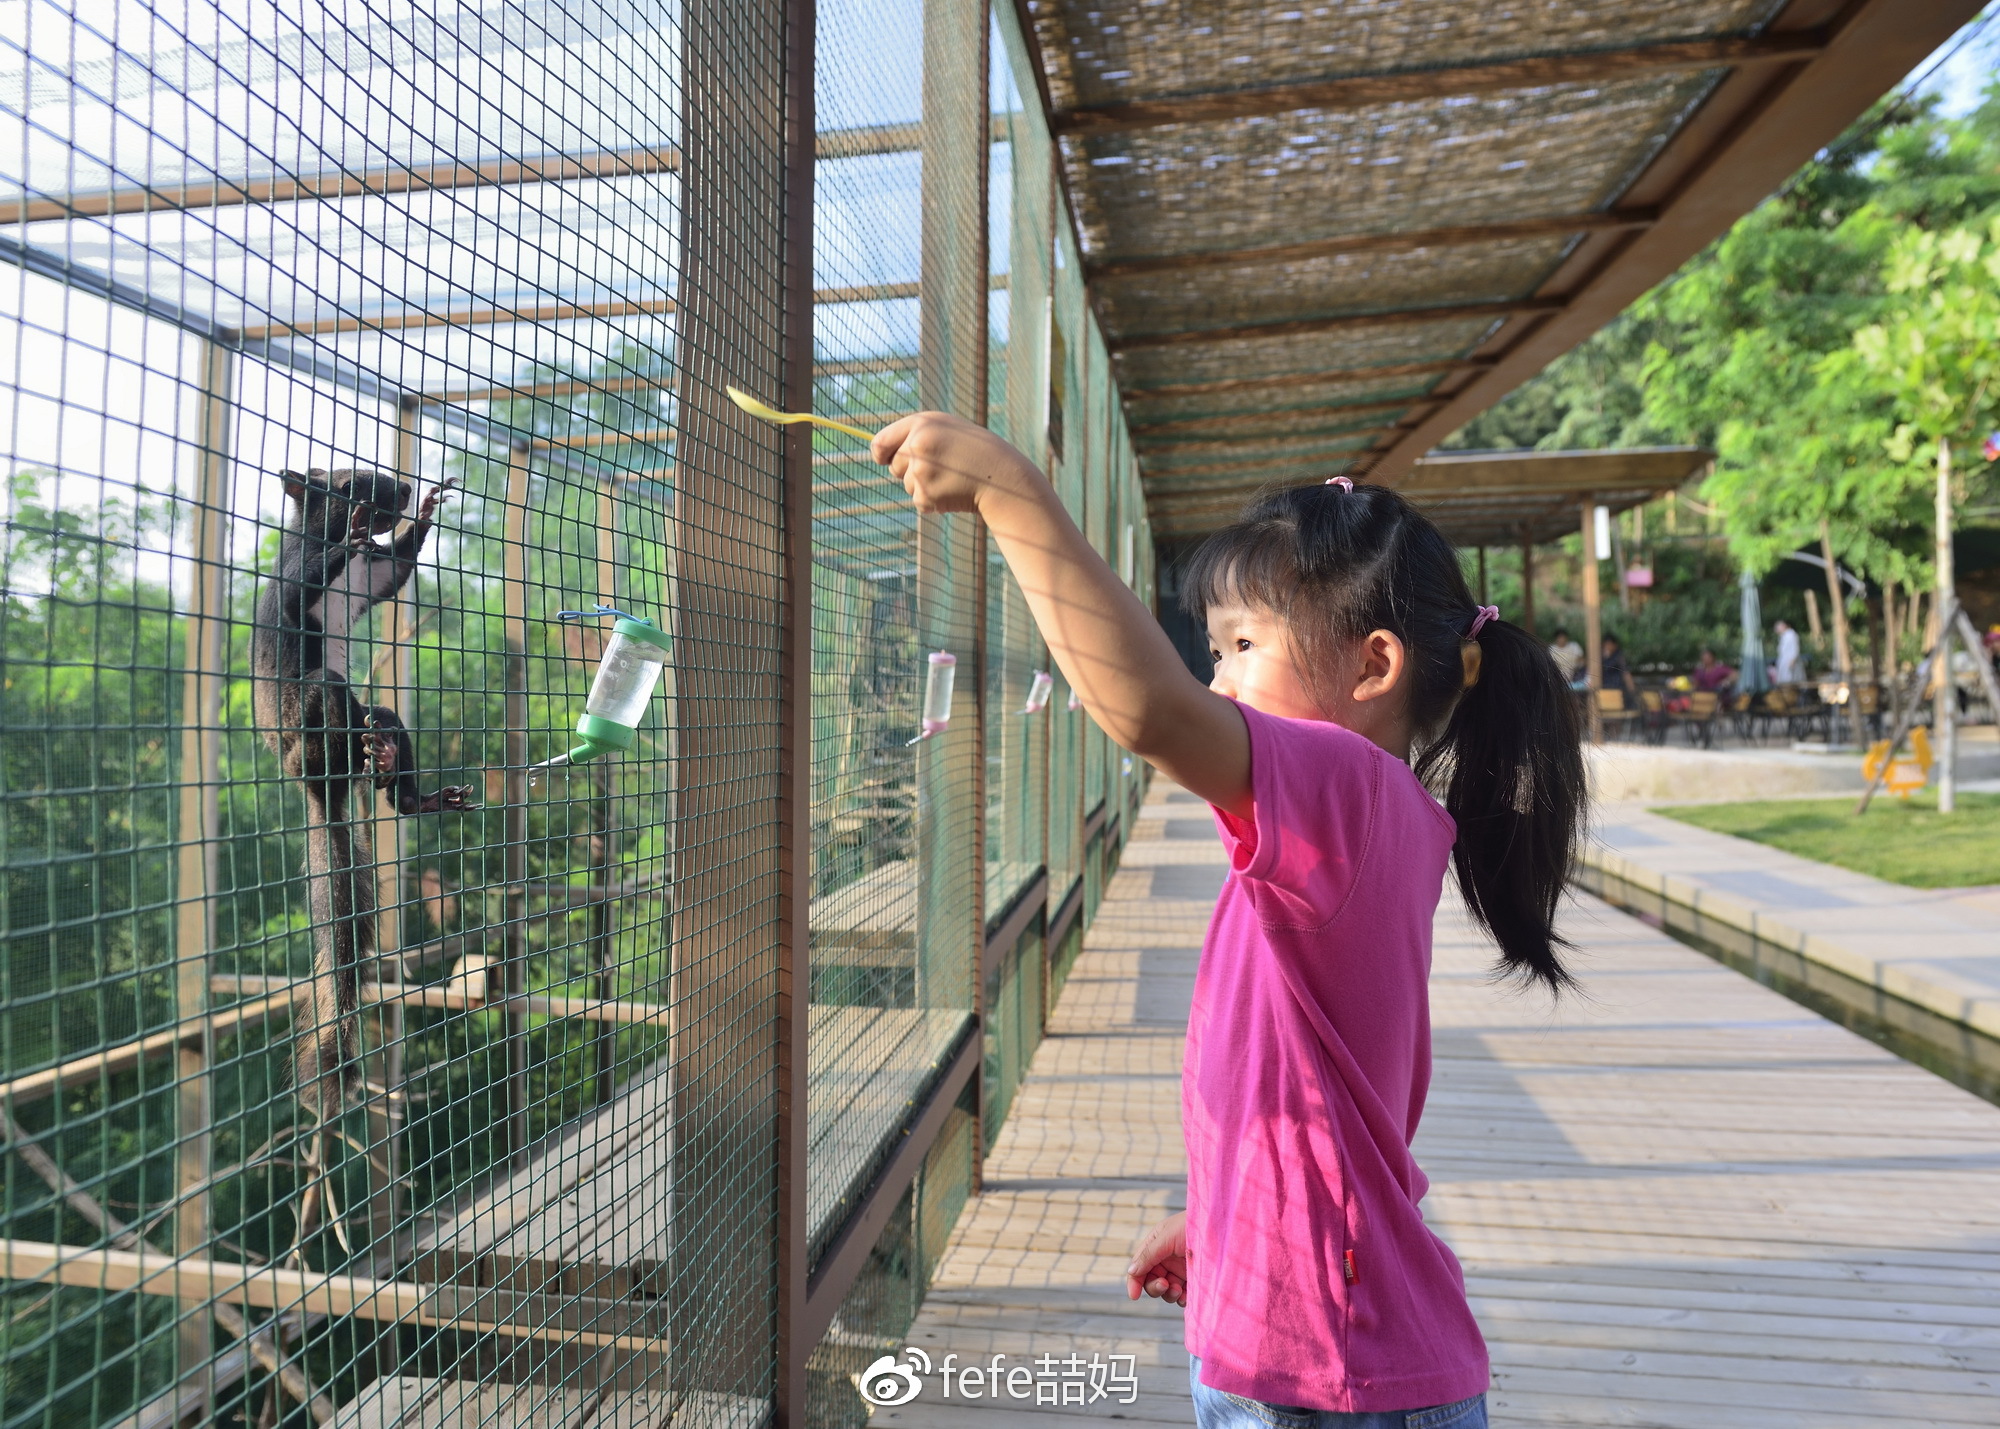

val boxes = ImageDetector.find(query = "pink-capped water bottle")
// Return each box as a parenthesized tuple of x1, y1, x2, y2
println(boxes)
(909, 651, 957, 743)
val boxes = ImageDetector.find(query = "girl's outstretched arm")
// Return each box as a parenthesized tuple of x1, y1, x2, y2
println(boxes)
(873, 411, 1250, 814)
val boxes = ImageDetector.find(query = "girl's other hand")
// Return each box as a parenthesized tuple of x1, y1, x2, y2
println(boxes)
(1125, 1210, 1189, 1307)
(872, 411, 1042, 515)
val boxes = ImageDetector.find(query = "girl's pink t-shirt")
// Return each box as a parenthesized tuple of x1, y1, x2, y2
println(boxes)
(1183, 702, 1488, 1412)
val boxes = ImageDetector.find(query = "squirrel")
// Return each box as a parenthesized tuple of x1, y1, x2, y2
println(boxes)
(251, 468, 473, 1121)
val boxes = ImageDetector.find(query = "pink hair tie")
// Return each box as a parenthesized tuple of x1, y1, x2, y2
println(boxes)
(1324, 476, 1353, 492)
(1467, 605, 1499, 639)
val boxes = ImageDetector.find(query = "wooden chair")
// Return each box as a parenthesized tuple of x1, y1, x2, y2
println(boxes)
(1762, 684, 1801, 742)
(1637, 688, 1670, 744)
(1670, 690, 1722, 749)
(1854, 682, 1884, 740)
(1595, 687, 1642, 740)
(1728, 691, 1758, 743)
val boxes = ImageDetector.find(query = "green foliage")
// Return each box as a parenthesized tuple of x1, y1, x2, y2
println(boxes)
(1452, 83, 2000, 604)
(0, 341, 683, 1423)
(1441, 312, 1678, 452)
(1657, 792, 2000, 889)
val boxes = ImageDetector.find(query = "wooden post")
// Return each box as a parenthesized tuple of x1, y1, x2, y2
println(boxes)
(1612, 508, 1632, 613)
(916, 0, 987, 1069)
(1884, 577, 1901, 732)
(590, 479, 621, 1107)
(173, 336, 232, 1413)
(502, 440, 532, 1158)
(1520, 537, 1536, 638)
(1581, 501, 1603, 743)
(1936, 436, 1957, 813)
(361, 399, 421, 1258)
(672, 0, 788, 1394)
(772, 0, 815, 1408)
(1819, 520, 1852, 746)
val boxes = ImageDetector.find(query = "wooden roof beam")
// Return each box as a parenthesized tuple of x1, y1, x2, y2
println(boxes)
(1051, 31, 1829, 135)
(1089, 210, 1657, 280)
(240, 295, 678, 341)
(0, 117, 1005, 225)
(1139, 439, 1391, 481)
(1120, 358, 1492, 402)
(1115, 297, 1563, 351)
(431, 372, 677, 404)
(0, 147, 683, 226)
(1366, 0, 1981, 481)
(1133, 395, 1420, 436)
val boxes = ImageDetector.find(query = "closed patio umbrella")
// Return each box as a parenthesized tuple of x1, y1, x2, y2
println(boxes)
(1738, 570, 1771, 695)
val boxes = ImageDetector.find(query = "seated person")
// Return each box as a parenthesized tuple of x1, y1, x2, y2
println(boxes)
(1692, 647, 1735, 693)
(1601, 634, 1636, 701)
(1547, 628, 1587, 692)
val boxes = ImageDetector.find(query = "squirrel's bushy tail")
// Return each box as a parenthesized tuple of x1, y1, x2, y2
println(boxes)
(297, 779, 368, 1121)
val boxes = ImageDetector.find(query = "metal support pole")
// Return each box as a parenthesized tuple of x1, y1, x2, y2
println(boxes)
(173, 336, 233, 1412)
(503, 440, 533, 1158)
(1581, 500, 1603, 744)
(1937, 437, 1956, 813)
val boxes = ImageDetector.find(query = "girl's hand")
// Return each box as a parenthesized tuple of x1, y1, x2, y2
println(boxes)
(1125, 1211, 1189, 1307)
(872, 411, 1043, 516)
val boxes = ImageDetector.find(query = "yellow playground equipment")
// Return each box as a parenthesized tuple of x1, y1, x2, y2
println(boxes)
(1863, 726, 1934, 798)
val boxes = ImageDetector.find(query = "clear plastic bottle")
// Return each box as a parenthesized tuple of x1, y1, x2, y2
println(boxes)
(918, 651, 956, 739)
(584, 629, 668, 728)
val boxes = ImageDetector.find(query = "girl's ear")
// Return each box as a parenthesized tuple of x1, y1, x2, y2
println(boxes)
(1351, 628, 1407, 703)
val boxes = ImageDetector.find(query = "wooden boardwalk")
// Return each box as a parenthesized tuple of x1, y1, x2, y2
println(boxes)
(871, 781, 2000, 1428)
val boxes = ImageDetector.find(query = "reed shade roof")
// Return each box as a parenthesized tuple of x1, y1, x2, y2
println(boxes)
(1011, 0, 1979, 536)
(1143, 446, 1711, 546)
(1394, 446, 1713, 547)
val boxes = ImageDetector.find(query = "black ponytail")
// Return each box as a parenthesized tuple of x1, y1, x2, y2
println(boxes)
(1416, 616, 1584, 993)
(1181, 481, 1585, 994)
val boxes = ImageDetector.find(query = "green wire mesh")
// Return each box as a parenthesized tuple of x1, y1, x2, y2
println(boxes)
(0, 0, 1151, 1426)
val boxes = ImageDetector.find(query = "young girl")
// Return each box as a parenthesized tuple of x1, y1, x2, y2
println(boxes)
(871, 413, 1584, 1429)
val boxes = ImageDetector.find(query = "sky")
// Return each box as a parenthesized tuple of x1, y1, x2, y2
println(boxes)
(1915, 11, 1998, 118)
(3, 2, 1997, 599)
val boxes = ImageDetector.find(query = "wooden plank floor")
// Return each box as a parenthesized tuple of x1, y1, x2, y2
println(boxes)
(871, 780, 2000, 1428)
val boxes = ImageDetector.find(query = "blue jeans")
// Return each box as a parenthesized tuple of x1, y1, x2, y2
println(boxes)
(1189, 1357, 1487, 1429)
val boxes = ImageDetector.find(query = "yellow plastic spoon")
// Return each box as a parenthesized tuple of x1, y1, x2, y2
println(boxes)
(726, 385, 878, 443)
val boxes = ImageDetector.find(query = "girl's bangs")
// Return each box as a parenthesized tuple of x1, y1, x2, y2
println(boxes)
(1178, 518, 1302, 622)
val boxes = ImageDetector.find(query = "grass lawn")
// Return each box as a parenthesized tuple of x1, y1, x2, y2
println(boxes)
(1654, 792, 2000, 889)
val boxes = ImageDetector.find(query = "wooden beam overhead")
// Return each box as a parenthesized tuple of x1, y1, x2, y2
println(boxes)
(1115, 297, 1563, 351)
(1132, 394, 1419, 436)
(240, 295, 677, 341)
(811, 280, 922, 304)
(431, 372, 677, 404)
(1140, 437, 1390, 481)
(0, 147, 683, 226)
(1365, 1, 1981, 481)
(2, 117, 1008, 225)
(1089, 210, 1657, 280)
(1120, 358, 1491, 403)
(1050, 31, 1828, 136)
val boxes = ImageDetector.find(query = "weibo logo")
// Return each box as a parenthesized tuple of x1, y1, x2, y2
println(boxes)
(856, 1350, 929, 1406)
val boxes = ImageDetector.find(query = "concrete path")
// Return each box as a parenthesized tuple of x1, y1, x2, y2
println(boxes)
(1587, 805, 2000, 1044)
(870, 780, 2000, 1427)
